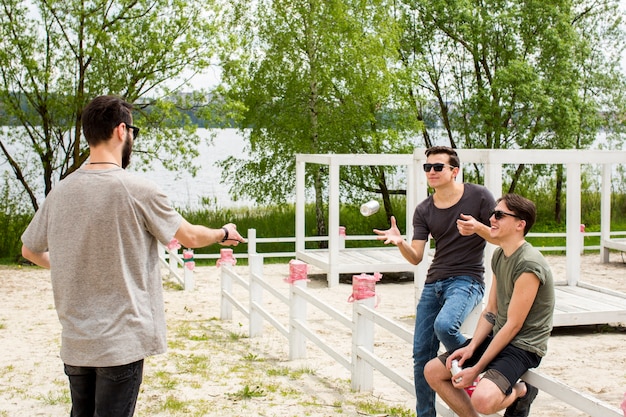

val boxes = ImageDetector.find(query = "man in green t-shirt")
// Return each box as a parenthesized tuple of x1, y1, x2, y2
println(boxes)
(424, 193, 555, 417)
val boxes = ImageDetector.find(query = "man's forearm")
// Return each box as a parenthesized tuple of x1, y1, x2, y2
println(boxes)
(21, 246, 50, 269)
(397, 240, 423, 265)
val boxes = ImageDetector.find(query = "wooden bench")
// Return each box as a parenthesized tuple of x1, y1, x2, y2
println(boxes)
(602, 238, 626, 263)
(522, 369, 622, 417)
(435, 369, 623, 416)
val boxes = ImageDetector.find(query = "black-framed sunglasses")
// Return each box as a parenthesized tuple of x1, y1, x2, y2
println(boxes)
(490, 210, 522, 220)
(423, 163, 455, 172)
(123, 122, 140, 139)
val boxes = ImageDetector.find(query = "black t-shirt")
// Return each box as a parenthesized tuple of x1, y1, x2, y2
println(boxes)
(412, 183, 495, 284)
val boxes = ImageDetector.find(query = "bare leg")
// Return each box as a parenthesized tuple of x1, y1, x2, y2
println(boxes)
(471, 379, 527, 415)
(424, 359, 479, 417)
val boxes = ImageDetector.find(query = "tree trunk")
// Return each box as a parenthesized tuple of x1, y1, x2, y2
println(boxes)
(508, 164, 526, 194)
(314, 167, 327, 248)
(555, 165, 563, 224)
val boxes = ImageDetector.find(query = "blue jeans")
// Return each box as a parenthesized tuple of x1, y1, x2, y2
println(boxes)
(413, 276, 484, 417)
(64, 359, 144, 417)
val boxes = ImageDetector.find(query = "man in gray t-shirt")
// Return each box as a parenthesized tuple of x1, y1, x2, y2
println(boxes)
(21, 95, 245, 417)
(375, 146, 496, 417)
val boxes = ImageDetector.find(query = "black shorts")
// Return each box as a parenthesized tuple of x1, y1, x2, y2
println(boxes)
(438, 335, 541, 395)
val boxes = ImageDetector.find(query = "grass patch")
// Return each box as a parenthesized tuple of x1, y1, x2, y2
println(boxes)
(227, 384, 265, 400)
(37, 389, 71, 406)
(161, 395, 189, 413)
(355, 398, 414, 417)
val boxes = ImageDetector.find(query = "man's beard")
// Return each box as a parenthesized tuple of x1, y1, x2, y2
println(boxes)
(122, 131, 133, 169)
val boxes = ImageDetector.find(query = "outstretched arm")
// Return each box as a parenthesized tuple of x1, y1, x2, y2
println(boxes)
(174, 220, 245, 248)
(374, 216, 426, 265)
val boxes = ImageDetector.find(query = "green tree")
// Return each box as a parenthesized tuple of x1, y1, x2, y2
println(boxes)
(0, 0, 222, 211)
(398, 0, 625, 221)
(217, 0, 422, 238)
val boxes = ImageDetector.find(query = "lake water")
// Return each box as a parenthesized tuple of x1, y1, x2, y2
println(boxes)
(1, 127, 620, 211)
(131, 128, 253, 209)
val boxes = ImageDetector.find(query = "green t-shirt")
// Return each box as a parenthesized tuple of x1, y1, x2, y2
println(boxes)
(492, 242, 555, 357)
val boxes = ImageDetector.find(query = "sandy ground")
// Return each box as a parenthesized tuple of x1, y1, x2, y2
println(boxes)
(0, 253, 625, 416)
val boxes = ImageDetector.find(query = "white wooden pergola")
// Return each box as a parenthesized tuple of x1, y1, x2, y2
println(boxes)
(295, 148, 626, 327)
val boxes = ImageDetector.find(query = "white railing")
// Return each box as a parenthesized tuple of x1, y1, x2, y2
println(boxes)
(218, 253, 415, 396)
(160, 229, 626, 262)
(158, 242, 195, 290)
(161, 229, 626, 264)
(214, 253, 622, 417)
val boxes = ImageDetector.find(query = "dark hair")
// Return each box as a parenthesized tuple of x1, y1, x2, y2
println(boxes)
(82, 95, 133, 146)
(496, 193, 536, 235)
(425, 146, 460, 167)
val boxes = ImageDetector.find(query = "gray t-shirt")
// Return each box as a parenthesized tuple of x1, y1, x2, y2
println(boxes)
(412, 183, 495, 284)
(21, 167, 182, 367)
(492, 242, 555, 357)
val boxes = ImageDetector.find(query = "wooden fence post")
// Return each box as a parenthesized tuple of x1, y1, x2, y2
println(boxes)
(289, 278, 308, 360)
(249, 254, 264, 337)
(248, 228, 257, 254)
(168, 247, 179, 277)
(220, 264, 232, 320)
(182, 249, 195, 291)
(352, 297, 375, 391)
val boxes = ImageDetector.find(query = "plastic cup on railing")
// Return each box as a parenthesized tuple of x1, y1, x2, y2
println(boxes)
(216, 248, 236, 267)
(182, 249, 195, 271)
(348, 272, 382, 306)
(166, 238, 181, 251)
(621, 392, 626, 417)
(285, 259, 309, 283)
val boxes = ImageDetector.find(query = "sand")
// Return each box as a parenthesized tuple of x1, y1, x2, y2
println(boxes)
(0, 253, 625, 416)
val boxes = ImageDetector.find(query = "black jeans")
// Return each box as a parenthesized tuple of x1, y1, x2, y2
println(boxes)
(64, 359, 144, 417)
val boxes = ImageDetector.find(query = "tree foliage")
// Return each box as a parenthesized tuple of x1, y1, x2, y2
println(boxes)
(218, 0, 625, 230)
(0, 0, 222, 211)
(398, 0, 626, 221)
(218, 0, 423, 236)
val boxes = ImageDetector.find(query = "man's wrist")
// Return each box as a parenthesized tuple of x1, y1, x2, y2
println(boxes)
(221, 227, 229, 243)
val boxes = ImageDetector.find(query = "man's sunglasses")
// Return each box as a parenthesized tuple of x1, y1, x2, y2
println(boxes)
(122, 122, 140, 139)
(423, 163, 456, 172)
(490, 210, 522, 220)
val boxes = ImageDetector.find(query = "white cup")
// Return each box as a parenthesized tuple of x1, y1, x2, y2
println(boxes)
(360, 200, 380, 216)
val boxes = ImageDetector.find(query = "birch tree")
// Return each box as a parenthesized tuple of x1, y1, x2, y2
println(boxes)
(218, 0, 421, 237)
(0, 0, 222, 211)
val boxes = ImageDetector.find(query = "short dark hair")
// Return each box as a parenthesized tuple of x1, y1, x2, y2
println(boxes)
(82, 95, 133, 146)
(425, 146, 460, 167)
(497, 193, 536, 235)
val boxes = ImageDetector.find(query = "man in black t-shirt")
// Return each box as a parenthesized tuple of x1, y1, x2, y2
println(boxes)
(375, 146, 496, 417)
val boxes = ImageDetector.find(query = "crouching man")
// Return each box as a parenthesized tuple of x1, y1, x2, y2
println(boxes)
(424, 193, 555, 417)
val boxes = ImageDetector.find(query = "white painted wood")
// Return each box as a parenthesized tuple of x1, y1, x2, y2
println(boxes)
(247, 228, 257, 254)
(352, 296, 375, 392)
(295, 158, 306, 254)
(566, 162, 582, 286)
(249, 255, 264, 337)
(328, 161, 341, 287)
(289, 278, 307, 360)
(218, 259, 623, 417)
(183, 264, 194, 291)
(220, 263, 233, 320)
(601, 164, 613, 262)
(523, 370, 623, 417)
(602, 238, 626, 252)
(294, 149, 626, 327)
